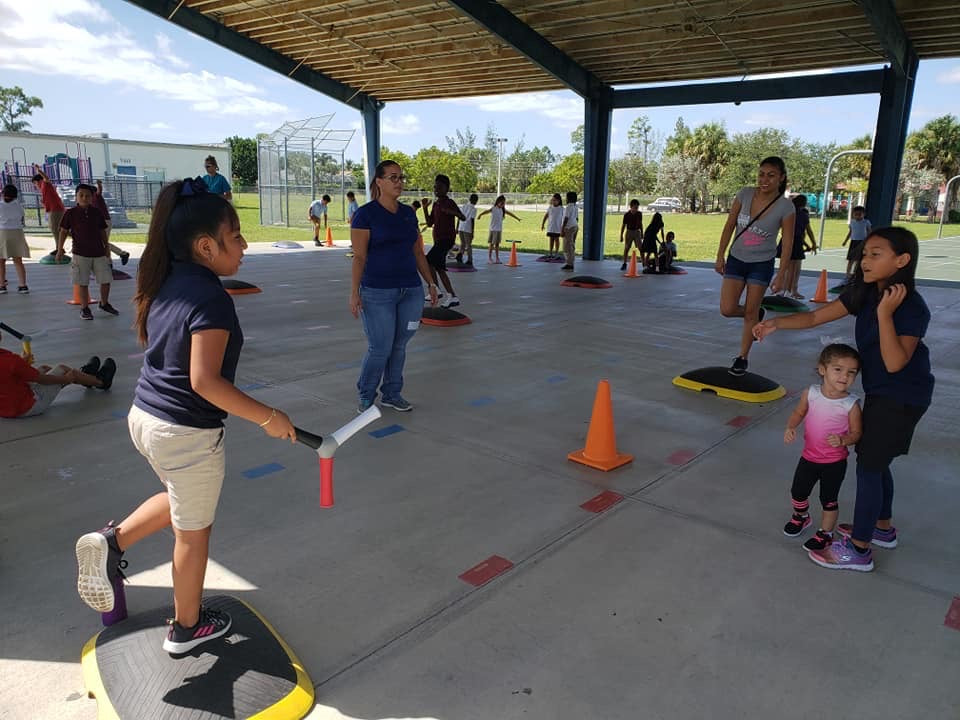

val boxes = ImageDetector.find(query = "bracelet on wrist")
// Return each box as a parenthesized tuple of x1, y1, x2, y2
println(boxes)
(258, 408, 277, 427)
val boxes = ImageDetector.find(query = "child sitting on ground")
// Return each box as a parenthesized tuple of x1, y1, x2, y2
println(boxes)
(0, 330, 116, 418)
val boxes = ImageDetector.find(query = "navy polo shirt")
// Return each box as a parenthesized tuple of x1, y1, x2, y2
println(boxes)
(134, 261, 243, 428)
(352, 201, 421, 289)
(840, 286, 934, 407)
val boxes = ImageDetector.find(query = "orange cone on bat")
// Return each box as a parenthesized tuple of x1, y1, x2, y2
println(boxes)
(506, 241, 521, 267)
(325, 227, 334, 247)
(624, 250, 639, 278)
(811, 268, 828, 303)
(568, 380, 633, 471)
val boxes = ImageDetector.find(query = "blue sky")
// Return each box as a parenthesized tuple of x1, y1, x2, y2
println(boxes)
(2, 0, 959, 162)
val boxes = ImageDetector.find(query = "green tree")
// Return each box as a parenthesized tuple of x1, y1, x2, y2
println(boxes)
(224, 136, 258, 186)
(687, 122, 729, 211)
(407, 146, 477, 192)
(715, 127, 791, 200)
(898, 148, 942, 221)
(502, 138, 557, 192)
(664, 117, 693, 158)
(570, 124, 584, 153)
(907, 114, 960, 208)
(609, 156, 656, 204)
(527, 153, 584, 194)
(380, 146, 412, 172)
(0, 86, 43, 132)
(445, 127, 478, 154)
(656, 154, 699, 209)
(627, 116, 654, 163)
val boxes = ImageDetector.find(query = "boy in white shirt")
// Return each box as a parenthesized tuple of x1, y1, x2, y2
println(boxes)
(0, 184, 29, 294)
(560, 191, 579, 270)
(456, 193, 478, 266)
(309, 194, 330, 245)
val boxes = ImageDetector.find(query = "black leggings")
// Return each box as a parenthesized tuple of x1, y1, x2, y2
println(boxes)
(791, 457, 847, 510)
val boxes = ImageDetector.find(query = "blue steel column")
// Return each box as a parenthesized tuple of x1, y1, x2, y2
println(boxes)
(865, 59, 918, 225)
(360, 98, 384, 197)
(583, 89, 613, 261)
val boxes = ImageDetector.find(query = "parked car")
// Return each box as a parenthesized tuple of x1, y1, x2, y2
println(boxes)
(646, 197, 682, 213)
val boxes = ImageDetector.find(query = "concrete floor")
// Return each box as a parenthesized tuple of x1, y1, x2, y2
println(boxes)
(1, 237, 958, 720)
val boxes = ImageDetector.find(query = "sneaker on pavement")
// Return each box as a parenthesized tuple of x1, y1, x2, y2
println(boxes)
(76, 522, 127, 612)
(0, 285, 6, 294)
(620, 262, 627, 271)
(561, 264, 574, 270)
(803, 529, 834, 552)
(358, 397, 375, 414)
(729, 356, 748, 376)
(381, 396, 413, 412)
(120, 251, 130, 266)
(80, 356, 101, 376)
(162, 607, 233, 654)
(17, 285, 29, 294)
(442, 295, 461, 308)
(99, 302, 120, 316)
(808, 536, 874, 572)
(836, 523, 898, 548)
(783, 513, 811, 537)
(80, 307, 93, 321)
(96, 358, 117, 390)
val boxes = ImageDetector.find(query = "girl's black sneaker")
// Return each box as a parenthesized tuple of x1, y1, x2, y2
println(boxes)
(163, 607, 233, 654)
(803, 529, 834, 551)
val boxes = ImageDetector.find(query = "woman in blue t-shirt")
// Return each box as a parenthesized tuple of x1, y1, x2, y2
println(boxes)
(74, 178, 296, 655)
(350, 160, 437, 413)
(754, 226, 934, 573)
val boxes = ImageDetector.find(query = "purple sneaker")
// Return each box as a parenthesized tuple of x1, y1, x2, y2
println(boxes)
(808, 537, 874, 572)
(836, 523, 897, 548)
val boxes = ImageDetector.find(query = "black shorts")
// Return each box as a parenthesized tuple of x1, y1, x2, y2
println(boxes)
(856, 394, 927, 470)
(426, 241, 453, 270)
(791, 457, 847, 506)
(846, 241, 864, 262)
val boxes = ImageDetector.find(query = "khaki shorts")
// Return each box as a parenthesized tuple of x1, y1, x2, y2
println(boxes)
(128, 404, 226, 531)
(71, 255, 113, 286)
(488, 230, 502, 246)
(21, 367, 67, 417)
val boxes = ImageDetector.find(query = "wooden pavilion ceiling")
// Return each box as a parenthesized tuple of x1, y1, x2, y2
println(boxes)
(183, 0, 960, 102)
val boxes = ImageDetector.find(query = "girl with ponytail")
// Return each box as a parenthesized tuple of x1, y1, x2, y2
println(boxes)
(715, 156, 797, 377)
(76, 178, 296, 655)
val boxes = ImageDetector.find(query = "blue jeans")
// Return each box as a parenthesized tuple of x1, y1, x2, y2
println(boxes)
(357, 286, 422, 403)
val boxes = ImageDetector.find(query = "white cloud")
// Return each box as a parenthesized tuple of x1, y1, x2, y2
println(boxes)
(148, 121, 171, 129)
(382, 113, 421, 135)
(0, 0, 289, 118)
(936, 66, 960, 84)
(443, 92, 583, 130)
(743, 112, 792, 127)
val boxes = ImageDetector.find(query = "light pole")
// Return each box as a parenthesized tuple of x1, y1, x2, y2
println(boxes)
(495, 137, 508, 196)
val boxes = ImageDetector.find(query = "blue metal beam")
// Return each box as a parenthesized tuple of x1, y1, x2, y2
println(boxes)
(865, 61, 918, 227)
(360, 97, 384, 195)
(123, 0, 377, 111)
(613, 69, 885, 109)
(582, 90, 613, 261)
(860, 0, 915, 76)
(444, 0, 606, 99)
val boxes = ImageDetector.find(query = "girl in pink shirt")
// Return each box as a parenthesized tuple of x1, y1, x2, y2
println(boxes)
(782, 344, 863, 550)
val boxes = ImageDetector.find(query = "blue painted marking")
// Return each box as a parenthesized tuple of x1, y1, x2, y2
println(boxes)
(528, 321, 544, 328)
(111, 411, 128, 420)
(242, 462, 285, 479)
(369, 424, 405, 439)
(469, 396, 496, 407)
(239, 382, 267, 391)
(473, 331, 497, 339)
(336, 360, 361, 369)
(546, 374, 567, 384)
(603, 355, 622, 364)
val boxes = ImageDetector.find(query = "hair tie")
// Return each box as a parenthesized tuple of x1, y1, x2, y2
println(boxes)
(819, 335, 847, 347)
(179, 177, 208, 198)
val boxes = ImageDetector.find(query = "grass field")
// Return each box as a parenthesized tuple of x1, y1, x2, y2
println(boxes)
(119, 192, 955, 262)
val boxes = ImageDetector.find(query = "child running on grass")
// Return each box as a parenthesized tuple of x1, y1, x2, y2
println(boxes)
(74, 177, 296, 654)
(755, 226, 934, 572)
(782, 343, 862, 551)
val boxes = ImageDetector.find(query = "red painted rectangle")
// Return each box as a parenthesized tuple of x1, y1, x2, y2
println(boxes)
(727, 415, 751, 428)
(667, 450, 697, 465)
(580, 490, 624, 513)
(459, 555, 514, 587)
(945, 597, 960, 631)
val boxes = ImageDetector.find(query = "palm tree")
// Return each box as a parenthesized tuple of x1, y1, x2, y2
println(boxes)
(907, 115, 960, 212)
(688, 122, 729, 212)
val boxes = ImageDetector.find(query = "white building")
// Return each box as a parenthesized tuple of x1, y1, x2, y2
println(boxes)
(0, 131, 231, 184)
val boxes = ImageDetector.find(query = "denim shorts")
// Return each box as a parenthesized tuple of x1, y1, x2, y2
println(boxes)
(723, 254, 775, 286)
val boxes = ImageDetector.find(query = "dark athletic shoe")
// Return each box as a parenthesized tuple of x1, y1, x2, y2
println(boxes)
(729, 356, 748, 376)
(620, 262, 627, 271)
(561, 264, 574, 271)
(80, 307, 93, 321)
(120, 251, 130, 266)
(76, 522, 127, 612)
(99, 302, 120, 316)
(80, 356, 101, 376)
(163, 607, 233, 654)
(803, 529, 834, 551)
(783, 513, 811, 537)
(17, 286, 29, 294)
(96, 358, 117, 390)
(381, 396, 413, 412)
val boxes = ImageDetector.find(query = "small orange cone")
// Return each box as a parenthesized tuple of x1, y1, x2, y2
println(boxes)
(568, 380, 633, 471)
(624, 250, 639, 278)
(811, 268, 828, 303)
(66, 284, 97, 305)
(325, 227, 334, 247)
(505, 241, 521, 267)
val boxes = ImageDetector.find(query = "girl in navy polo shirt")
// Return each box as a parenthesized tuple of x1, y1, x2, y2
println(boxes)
(754, 227, 934, 572)
(75, 178, 296, 654)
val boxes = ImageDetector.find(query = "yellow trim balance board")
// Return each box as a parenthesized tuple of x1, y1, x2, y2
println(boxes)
(673, 366, 786, 403)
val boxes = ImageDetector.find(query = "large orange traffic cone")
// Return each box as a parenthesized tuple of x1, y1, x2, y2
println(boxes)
(568, 380, 633, 471)
(505, 241, 521, 267)
(325, 227, 334, 247)
(66, 284, 97, 305)
(624, 250, 639, 278)
(811, 268, 828, 303)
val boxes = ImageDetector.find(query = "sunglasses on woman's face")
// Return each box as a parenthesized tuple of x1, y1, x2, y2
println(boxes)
(382, 174, 406, 183)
